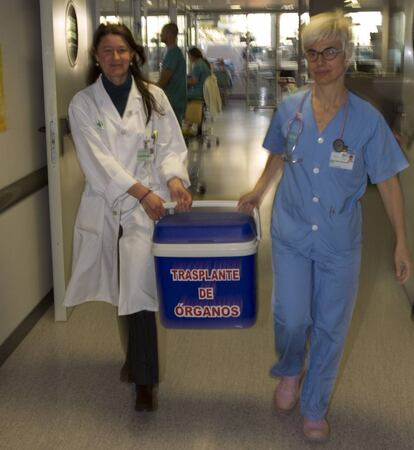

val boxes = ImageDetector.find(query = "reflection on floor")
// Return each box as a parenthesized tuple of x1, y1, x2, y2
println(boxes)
(1, 100, 413, 450)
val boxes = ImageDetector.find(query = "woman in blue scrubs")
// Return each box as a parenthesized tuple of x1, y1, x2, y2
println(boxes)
(239, 12, 412, 442)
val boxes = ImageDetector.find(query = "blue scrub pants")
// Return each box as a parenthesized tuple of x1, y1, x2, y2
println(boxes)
(270, 239, 361, 420)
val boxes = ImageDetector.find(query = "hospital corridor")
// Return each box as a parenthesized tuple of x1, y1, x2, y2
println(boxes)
(1, 100, 414, 449)
(2, 0, 414, 449)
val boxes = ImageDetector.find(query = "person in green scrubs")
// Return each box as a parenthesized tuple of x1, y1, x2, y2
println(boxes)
(187, 47, 211, 100)
(157, 23, 187, 124)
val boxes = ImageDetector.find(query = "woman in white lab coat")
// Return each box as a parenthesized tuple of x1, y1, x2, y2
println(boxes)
(64, 23, 192, 412)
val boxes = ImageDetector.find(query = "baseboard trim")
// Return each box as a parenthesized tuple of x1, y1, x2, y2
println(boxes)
(0, 290, 53, 366)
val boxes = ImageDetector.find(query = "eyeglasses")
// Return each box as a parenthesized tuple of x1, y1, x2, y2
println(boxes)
(304, 47, 343, 62)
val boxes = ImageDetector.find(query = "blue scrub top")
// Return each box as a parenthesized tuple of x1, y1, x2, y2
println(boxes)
(263, 89, 409, 254)
(188, 60, 211, 100)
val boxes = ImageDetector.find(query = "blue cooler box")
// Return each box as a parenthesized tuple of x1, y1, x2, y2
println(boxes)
(152, 201, 260, 329)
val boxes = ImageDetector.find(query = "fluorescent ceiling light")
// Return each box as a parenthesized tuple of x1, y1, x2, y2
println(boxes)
(100, 15, 121, 24)
(230, 5, 242, 9)
(344, 0, 361, 8)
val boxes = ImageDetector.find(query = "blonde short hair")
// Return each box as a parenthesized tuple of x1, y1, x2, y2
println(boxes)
(302, 12, 353, 60)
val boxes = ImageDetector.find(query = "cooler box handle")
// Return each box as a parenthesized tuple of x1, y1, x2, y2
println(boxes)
(163, 200, 261, 241)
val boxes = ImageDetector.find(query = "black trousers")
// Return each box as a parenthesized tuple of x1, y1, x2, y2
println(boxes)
(126, 310, 159, 386)
(119, 225, 159, 386)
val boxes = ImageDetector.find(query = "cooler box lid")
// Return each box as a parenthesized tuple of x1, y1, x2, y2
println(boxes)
(153, 211, 257, 244)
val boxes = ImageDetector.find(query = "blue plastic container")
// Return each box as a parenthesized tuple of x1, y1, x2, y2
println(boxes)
(152, 201, 259, 329)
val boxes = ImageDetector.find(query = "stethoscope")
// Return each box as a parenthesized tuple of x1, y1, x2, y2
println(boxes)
(282, 89, 350, 164)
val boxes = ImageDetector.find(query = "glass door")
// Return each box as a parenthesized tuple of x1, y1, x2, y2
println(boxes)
(244, 13, 278, 110)
(194, 11, 301, 109)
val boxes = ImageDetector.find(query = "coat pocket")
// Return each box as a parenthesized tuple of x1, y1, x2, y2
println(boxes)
(71, 195, 105, 276)
(75, 195, 105, 236)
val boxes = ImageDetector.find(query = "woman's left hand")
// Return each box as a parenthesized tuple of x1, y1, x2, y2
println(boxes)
(168, 177, 192, 211)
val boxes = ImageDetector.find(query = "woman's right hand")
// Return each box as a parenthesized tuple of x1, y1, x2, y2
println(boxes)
(141, 191, 166, 221)
(238, 154, 283, 215)
(238, 190, 262, 214)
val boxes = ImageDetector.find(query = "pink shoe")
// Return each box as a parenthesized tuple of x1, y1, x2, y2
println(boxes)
(274, 374, 302, 414)
(303, 417, 330, 442)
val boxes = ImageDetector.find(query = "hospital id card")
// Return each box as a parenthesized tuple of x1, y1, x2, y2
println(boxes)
(137, 140, 154, 161)
(329, 151, 355, 170)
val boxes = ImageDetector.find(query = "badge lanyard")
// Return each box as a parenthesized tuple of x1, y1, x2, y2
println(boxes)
(137, 122, 158, 189)
(282, 90, 350, 164)
(137, 126, 157, 162)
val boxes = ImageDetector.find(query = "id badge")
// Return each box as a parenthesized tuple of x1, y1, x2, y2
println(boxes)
(329, 151, 355, 170)
(137, 139, 154, 162)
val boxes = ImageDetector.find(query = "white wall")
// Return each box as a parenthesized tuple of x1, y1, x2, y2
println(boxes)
(400, 0, 414, 302)
(0, 2, 47, 186)
(0, 1, 53, 345)
(400, 162, 414, 302)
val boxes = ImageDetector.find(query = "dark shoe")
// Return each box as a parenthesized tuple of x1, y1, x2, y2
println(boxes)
(120, 362, 134, 383)
(135, 384, 157, 412)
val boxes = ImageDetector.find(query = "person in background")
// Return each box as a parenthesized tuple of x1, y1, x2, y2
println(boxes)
(157, 22, 187, 124)
(238, 12, 411, 442)
(213, 58, 233, 105)
(64, 23, 192, 413)
(187, 47, 211, 100)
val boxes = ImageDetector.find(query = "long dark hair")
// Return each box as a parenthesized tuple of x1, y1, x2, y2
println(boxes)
(88, 23, 162, 124)
(188, 47, 211, 74)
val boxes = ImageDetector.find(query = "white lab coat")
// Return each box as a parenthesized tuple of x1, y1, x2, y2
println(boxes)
(64, 75, 190, 315)
(203, 74, 222, 117)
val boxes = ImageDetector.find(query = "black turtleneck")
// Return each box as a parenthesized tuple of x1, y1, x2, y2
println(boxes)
(101, 72, 132, 118)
